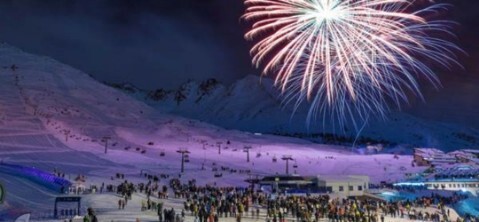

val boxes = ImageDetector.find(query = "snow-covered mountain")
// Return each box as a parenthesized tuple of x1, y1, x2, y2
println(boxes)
(0, 44, 429, 220)
(111, 75, 479, 150)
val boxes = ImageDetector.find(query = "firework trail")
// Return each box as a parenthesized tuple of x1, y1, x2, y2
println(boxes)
(243, 0, 461, 129)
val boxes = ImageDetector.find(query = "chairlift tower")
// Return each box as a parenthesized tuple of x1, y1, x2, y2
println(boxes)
(244, 145, 252, 162)
(176, 148, 190, 173)
(217, 142, 223, 155)
(102, 136, 111, 154)
(281, 155, 294, 175)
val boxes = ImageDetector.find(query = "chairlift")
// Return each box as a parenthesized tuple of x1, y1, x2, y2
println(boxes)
(214, 172, 223, 178)
(272, 156, 277, 163)
(293, 163, 298, 168)
(256, 152, 261, 158)
(160, 151, 165, 157)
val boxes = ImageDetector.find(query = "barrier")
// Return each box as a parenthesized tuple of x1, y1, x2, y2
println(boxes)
(0, 163, 71, 192)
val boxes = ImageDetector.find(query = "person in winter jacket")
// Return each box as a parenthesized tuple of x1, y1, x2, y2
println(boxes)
(83, 207, 98, 222)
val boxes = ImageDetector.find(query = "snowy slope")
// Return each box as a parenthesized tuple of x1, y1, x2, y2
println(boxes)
(115, 75, 479, 150)
(0, 44, 429, 220)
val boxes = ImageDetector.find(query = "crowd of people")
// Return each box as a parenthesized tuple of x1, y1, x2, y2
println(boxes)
(145, 177, 478, 222)
(75, 172, 479, 222)
(178, 188, 467, 222)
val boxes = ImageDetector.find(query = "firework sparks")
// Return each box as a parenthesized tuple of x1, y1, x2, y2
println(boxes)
(243, 0, 461, 129)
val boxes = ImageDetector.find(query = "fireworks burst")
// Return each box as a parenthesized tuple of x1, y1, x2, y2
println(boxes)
(243, 0, 461, 129)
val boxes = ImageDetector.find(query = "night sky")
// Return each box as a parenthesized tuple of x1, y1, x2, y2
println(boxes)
(0, 0, 254, 89)
(0, 0, 477, 96)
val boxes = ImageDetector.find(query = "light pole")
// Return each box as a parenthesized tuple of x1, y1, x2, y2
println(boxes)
(244, 145, 252, 162)
(102, 136, 111, 154)
(281, 155, 294, 175)
(177, 148, 190, 174)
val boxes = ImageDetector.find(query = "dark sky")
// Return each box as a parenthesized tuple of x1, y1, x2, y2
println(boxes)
(0, 0, 255, 89)
(0, 0, 477, 94)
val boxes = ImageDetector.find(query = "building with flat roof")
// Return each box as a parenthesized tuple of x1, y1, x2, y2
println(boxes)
(424, 178, 479, 194)
(316, 175, 369, 196)
(450, 150, 479, 164)
(414, 148, 457, 166)
(259, 174, 369, 197)
(413, 148, 479, 167)
(259, 175, 315, 191)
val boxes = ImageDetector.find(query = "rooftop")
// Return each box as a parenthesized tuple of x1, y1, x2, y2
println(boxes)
(415, 148, 445, 155)
(261, 175, 313, 182)
(317, 175, 369, 183)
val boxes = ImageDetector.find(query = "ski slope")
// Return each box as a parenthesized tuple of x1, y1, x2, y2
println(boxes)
(0, 44, 428, 220)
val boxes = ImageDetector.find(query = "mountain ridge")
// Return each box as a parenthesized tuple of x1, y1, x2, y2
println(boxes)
(109, 75, 479, 150)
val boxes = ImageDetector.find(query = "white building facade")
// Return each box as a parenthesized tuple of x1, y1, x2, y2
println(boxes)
(316, 175, 370, 197)
(424, 179, 479, 194)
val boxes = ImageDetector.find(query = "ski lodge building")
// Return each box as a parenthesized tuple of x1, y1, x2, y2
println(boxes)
(259, 174, 369, 197)
(414, 148, 479, 167)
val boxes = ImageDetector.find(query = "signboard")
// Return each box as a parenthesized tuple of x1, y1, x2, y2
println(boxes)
(0, 182, 4, 204)
(56, 196, 81, 202)
(54, 196, 81, 218)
